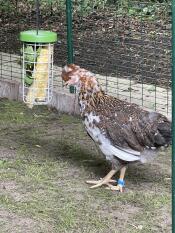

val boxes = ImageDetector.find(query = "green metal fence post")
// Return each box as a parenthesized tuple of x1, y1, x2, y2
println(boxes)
(66, 0, 73, 63)
(66, 0, 75, 93)
(172, 0, 175, 232)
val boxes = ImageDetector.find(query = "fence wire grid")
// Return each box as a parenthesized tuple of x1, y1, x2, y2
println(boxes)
(0, 0, 172, 118)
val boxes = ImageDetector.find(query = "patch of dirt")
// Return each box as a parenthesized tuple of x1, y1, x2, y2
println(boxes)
(92, 201, 141, 220)
(0, 210, 40, 233)
(0, 180, 17, 191)
(154, 207, 171, 232)
(0, 181, 31, 202)
(0, 146, 17, 160)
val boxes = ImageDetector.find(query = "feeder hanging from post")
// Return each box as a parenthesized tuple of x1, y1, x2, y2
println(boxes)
(19, 30, 57, 108)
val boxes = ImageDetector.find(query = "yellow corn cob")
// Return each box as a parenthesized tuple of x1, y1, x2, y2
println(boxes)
(26, 46, 52, 108)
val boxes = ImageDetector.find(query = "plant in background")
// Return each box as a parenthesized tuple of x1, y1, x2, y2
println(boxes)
(75, 0, 108, 16)
(0, 0, 15, 15)
(0, 0, 172, 21)
(115, 0, 171, 20)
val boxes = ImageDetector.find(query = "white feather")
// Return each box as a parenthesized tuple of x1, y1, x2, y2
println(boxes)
(84, 112, 140, 162)
(64, 65, 72, 72)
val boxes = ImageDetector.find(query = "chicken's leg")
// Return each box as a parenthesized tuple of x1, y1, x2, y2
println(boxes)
(86, 169, 117, 189)
(106, 166, 127, 192)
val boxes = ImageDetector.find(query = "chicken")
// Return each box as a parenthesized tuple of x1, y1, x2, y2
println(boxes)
(61, 64, 171, 192)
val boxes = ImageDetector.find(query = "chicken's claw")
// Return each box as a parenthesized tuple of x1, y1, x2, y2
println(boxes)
(86, 179, 117, 189)
(105, 183, 124, 192)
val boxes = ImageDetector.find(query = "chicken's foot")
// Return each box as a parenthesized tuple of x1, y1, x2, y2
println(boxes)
(86, 169, 117, 188)
(106, 166, 127, 192)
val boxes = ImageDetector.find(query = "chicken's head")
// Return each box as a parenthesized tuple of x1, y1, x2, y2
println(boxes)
(62, 63, 95, 83)
(61, 64, 100, 93)
(61, 64, 81, 86)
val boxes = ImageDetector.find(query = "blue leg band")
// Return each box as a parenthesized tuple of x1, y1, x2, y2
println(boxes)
(117, 179, 125, 187)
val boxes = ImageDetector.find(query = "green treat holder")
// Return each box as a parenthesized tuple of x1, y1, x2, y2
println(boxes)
(20, 30, 57, 106)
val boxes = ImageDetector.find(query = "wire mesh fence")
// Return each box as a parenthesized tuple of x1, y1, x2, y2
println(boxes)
(0, 0, 172, 117)
(72, 1, 172, 117)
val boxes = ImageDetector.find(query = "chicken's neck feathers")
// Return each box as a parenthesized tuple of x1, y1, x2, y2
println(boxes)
(78, 83, 105, 115)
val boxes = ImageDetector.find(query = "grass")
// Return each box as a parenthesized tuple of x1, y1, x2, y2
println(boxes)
(0, 99, 171, 233)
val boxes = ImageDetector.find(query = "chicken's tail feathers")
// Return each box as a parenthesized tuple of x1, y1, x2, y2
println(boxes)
(157, 121, 172, 145)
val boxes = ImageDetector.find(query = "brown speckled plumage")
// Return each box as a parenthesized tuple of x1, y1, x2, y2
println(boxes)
(61, 64, 171, 191)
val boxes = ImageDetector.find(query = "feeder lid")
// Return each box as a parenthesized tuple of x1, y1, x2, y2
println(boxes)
(20, 30, 57, 43)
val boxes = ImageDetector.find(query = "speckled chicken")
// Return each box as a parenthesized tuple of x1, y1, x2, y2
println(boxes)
(61, 64, 171, 192)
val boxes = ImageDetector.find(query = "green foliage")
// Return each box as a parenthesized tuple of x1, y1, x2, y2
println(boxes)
(24, 74, 34, 85)
(23, 46, 42, 86)
(24, 46, 35, 63)
(116, 1, 171, 20)
(0, 0, 172, 21)
(75, 0, 108, 15)
(0, 0, 15, 14)
(72, 0, 171, 20)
